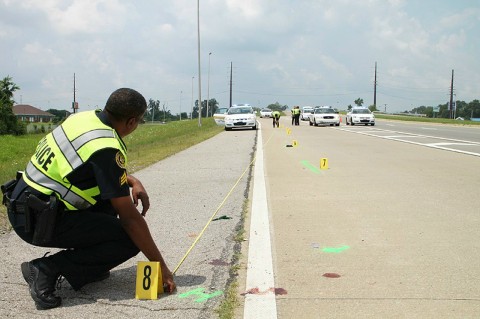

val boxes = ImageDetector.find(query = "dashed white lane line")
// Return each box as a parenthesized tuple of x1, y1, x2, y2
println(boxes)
(244, 127, 277, 319)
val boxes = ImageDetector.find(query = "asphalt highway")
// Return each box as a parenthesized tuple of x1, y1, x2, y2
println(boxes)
(242, 117, 480, 318)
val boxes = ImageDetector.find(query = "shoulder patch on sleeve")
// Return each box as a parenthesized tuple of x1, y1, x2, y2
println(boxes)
(115, 151, 126, 169)
(119, 171, 127, 186)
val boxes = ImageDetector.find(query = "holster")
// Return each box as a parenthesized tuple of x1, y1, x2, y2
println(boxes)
(1, 178, 18, 209)
(26, 193, 60, 246)
(2, 172, 33, 233)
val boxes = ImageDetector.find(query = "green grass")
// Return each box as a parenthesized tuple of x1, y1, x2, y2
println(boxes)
(215, 199, 249, 319)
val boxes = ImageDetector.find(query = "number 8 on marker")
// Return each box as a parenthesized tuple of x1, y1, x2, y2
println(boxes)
(135, 261, 162, 299)
(143, 265, 151, 290)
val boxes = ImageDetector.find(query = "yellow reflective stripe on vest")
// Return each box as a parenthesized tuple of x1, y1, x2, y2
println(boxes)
(25, 162, 93, 210)
(52, 125, 116, 170)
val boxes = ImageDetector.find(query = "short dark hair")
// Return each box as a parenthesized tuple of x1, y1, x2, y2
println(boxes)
(105, 88, 147, 121)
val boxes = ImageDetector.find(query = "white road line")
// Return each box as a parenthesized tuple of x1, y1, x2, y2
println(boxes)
(427, 142, 476, 146)
(382, 135, 428, 138)
(244, 126, 277, 319)
(337, 127, 480, 157)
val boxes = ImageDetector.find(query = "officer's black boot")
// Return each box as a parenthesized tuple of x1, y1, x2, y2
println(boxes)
(21, 257, 61, 309)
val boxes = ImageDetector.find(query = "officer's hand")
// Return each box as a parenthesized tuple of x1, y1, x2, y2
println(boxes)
(161, 267, 176, 293)
(128, 175, 150, 216)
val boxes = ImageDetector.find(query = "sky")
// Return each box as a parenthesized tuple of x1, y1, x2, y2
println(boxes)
(1, 0, 479, 115)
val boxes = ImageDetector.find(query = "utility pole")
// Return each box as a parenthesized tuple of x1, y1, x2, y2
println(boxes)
(191, 76, 194, 119)
(197, 0, 202, 127)
(373, 62, 377, 110)
(73, 73, 77, 114)
(449, 69, 454, 119)
(179, 90, 182, 121)
(229, 62, 233, 108)
(207, 52, 212, 117)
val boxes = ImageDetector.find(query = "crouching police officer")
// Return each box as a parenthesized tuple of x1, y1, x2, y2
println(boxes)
(1, 88, 176, 309)
(272, 110, 281, 128)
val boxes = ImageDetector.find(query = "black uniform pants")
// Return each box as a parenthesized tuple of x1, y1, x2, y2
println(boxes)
(294, 114, 300, 125)
(272, 117, 279, 127)
(8, 184, 139, 290)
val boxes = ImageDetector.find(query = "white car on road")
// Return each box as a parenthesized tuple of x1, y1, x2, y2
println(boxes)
(259, 108, 273, 118)
(346, 107, 375, 126)
(301, 106, 314, 121)
(309, 107, 340, 126)
(224, 105, 258, 131)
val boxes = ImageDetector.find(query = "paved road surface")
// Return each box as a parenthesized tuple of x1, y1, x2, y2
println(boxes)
(249, 117, 480, 318)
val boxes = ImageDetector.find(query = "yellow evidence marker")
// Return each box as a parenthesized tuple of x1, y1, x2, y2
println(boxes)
(292, 140, 298, 147)
(286, 128, 291, 135)
(320, 158, 328, 170)
(135, 261, 164, 299)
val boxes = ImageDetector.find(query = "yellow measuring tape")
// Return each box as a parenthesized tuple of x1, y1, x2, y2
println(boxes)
(172, 128, 275, 274)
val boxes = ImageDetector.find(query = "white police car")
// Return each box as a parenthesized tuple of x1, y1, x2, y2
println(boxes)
(346, 107, 375, 126)
(224, 105, 258, 131)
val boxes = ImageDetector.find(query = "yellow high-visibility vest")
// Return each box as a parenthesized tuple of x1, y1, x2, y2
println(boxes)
(23, 110, 127, 210)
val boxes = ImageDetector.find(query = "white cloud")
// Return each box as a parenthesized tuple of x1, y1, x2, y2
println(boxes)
(226, 0, 262, 19)
(21, 0, 130, 34)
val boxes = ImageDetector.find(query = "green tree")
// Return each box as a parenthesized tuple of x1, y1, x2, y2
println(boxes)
(267, 102, 288, 111)
(145, 99, 161, 121)
(354, 98, 364, 106)
(46, 108, 70, 124)
(468, 100, 480, 119)
(0, 76, 25, 135)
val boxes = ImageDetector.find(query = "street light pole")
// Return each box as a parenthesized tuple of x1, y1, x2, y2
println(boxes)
(197, 0, 202, 127)
(179, 90, 182, 121)
(191, 76, 194, 119)
(207, 52, 212, 117)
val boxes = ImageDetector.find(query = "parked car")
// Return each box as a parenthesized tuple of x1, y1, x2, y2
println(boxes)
(301, 106, 314, 121)
(346, 107, 375, 126)
(224, 105, 258, 131)
(309, 107, 340, 126)
(260, 108, 273, 118)
(213, 107, 229, 126)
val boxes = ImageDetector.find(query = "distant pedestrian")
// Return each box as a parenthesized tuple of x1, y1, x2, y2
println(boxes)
(292, 106, 301, 126)
(272, 110, 281, 128)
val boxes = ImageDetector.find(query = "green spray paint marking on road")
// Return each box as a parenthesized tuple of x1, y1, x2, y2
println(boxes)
(301, 160, 321, 174)
(322, 245, 350, 253)
(179, 287, 223, 302)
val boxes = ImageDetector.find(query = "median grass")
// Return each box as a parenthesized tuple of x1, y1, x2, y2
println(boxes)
(0, 119, 223, 230)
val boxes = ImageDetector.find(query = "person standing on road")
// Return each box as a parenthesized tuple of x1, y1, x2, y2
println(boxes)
(272, 110, 281, 128)
(2, 88, 176, 310)
(292, 106, 301, 126)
